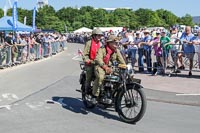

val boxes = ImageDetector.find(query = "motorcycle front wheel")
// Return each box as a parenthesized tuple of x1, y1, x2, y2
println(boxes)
(116, 85, 147, 124)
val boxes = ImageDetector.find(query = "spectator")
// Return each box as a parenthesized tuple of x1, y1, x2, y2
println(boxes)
(138, 30, 152, 73)
(160, 30, 171, 70)
(42, 33, 50, 57)
(170, 27, 182, 73)
(29, 34, 36, 61)
(180, 26, 196, 76)
(14, 34, 23, 62)
(4, 32, 13, 65)
(151, 31, 162, 74)
(119, 32, 130, 61)
(35, 34, 42, 60)
(127, 31, 137, 70)
(21, 35, 29, 63)
(193, 29, 200, 69)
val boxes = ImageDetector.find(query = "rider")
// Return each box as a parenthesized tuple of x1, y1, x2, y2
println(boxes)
(82, 28, 104, 93)
(92, 35, 126, 103)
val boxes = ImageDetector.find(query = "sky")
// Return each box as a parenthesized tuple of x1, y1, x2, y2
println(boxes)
(1, 0, 200, 17)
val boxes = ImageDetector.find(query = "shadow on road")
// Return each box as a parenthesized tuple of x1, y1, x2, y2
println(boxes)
(52, 96, 121, 122)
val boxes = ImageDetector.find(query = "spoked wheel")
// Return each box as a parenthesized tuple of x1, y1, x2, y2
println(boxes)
(81, 84, 95, 109)
(116, 85, 146, 124)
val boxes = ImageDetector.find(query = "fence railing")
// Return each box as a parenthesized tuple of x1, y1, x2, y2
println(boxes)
(0, 40, 67, 69)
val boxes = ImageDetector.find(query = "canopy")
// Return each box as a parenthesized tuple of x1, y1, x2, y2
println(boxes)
(74, 27, 92, 33)
(0, 16, 32, 31)
(94, 27, 123, 32)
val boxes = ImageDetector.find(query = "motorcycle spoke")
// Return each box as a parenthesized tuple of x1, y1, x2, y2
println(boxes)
(120, 88, 144, 119)
(128, 108, 134, 118)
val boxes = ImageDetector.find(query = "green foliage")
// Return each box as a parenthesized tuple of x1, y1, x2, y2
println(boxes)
(180, 14, 194, 26)
(156, 9, 178, 27)
(135, 8, 163, 27)
(0, 8, 4, 18)
(0, 6, 195, 32)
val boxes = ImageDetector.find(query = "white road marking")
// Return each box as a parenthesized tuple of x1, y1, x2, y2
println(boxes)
(26, 102, 45, 110)
(0, 105, 12, 110)
(72, 55, 82, 61)
(2, 93, 19, 100)
(176, 94, 200, 96)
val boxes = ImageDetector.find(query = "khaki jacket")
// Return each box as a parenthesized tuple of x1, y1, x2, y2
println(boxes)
(82, 40, 103, 63)
(95, 47, 126, 67)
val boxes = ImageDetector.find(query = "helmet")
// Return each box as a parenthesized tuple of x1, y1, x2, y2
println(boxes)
(92, 28, 103, 35)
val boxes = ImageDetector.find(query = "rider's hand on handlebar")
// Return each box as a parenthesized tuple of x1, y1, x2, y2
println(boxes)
(105, 67, 112, 74)
(102, 65, 112, 74)
(85, 60, 91, 65)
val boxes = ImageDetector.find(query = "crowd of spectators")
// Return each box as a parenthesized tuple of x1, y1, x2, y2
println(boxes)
(72, 26, 200, 76)
(117, 26, 200, 76)
(0, 32, 67, 69)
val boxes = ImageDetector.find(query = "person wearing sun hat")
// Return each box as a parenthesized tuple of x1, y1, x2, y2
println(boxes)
(138, 29, 152, 73)
(91, 35, 126, 103)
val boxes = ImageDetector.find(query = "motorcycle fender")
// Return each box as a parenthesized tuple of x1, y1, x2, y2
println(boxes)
(126, 82, 143, 90)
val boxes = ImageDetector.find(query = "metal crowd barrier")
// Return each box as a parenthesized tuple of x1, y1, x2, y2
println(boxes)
(0, 40, 67, 69)
(122, 47, 200, 76)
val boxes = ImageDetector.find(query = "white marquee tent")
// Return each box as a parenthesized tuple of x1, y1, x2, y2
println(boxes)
(73, 27, 92, 33)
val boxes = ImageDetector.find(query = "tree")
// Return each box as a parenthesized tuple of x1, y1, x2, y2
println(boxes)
(38, 16, 64, 32)
(135, 8, 163, 27)
(156, 9, 178, 27)
(91, 8, 108, 27)
(56, 7, 79, 30)
(111, 9, 134, 28)
(0, 8, 4, 18)
(180, 14, 194, 26)
(37, 5, 61, 31)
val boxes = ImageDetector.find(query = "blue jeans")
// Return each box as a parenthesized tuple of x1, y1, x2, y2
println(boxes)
(144, 48, 152, 72)
(55, 42, 59, 53)
(35, 44, 40, 59)
(43, 43, 48, 57)
(16, 48, 23, 61)
(51, 42, 56, 54)
(128, 48, 137, 66)
(138, 48, 152, 72)
(61, 41, 65, 49)
(0, 50, 2, 65)
(138, 48, 144, 72)
(6, 46, 11, 64)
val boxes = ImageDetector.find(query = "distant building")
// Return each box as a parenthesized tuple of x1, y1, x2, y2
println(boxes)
(192, 16, 200, 24)
(95, 7, 132, 12)
(77, 7, 132, 12)
(37, 0, 48, 8)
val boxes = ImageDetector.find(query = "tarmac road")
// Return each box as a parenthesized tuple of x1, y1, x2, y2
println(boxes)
(0, 43, 199, 133)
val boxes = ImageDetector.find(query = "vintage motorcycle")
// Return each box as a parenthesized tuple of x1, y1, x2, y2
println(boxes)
(78, 61, 147, 124)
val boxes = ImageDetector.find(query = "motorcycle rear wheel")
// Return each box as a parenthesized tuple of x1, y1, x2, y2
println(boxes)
(81, 84, 95, 109)
(116, 85, 146, 124)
